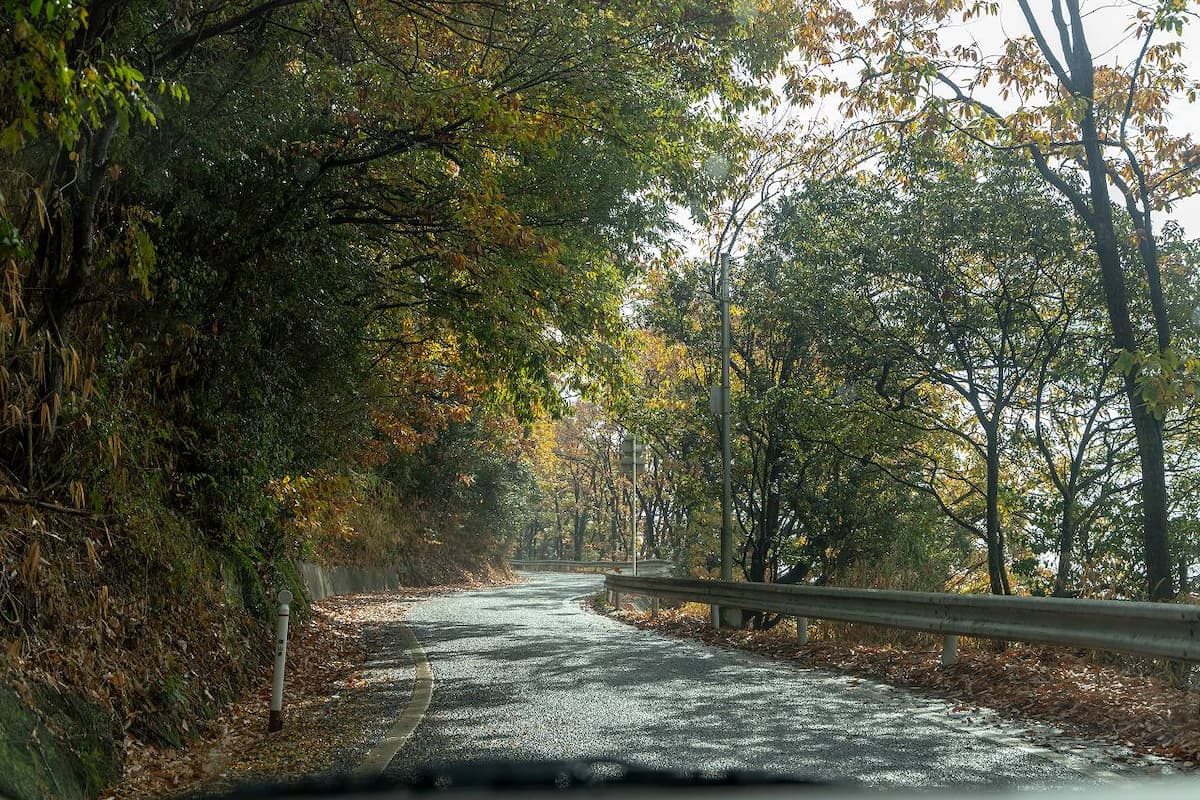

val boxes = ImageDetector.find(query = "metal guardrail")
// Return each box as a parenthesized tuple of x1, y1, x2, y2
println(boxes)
(604, 574, 1200, 664)
(511, 559, 673, 575)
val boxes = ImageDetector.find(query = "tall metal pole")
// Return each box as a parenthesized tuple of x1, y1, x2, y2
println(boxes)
(632, 433, 638, 577)
(720, 252, 733, 583)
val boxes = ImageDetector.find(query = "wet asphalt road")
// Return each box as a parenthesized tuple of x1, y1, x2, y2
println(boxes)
(387, 573, 1122, 787)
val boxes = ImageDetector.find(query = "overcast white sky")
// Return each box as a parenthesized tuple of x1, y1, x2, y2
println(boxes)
(954, 1, 1200, 236)
(679, 1, 1200, 252)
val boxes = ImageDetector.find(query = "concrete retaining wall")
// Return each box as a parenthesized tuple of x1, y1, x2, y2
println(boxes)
(299, 562, 404, 603)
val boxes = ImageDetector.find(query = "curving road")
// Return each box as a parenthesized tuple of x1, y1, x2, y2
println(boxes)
(386, 572, 1149, 787)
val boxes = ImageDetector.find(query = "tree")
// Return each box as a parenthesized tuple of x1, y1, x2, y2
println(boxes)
(0, 0, 813, 754)
(750, 153, 1089, 595)
(1022, 310, 1136, 596)
(640, 160, 968, 599)
(815, 0, 1200, 599)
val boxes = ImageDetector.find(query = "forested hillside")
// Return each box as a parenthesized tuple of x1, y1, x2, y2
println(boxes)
(4, 0, 1200, 796)
(526, 149, 1200, 599)
(0, 1, 800, 795)
(519, 1, 1200, 606)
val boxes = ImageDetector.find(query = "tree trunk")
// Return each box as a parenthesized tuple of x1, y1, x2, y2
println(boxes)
(1092, 215, 1174, 601)
(1071, 70, 1174, 600)
(642, 492, 656, 556)
(1022, 10, 1175, 600)
(984, 426, 1010, 595)
(573, 510, 587, 561)
(571, 479, 586, 561)
(552, 492, 564, 558)
(522, 520, 536, 559)
(749, 441, 783, 584)
(609, 495, 619, 559)
(1124, 372, 1174, 599)
(1053, 491, 1077, 597)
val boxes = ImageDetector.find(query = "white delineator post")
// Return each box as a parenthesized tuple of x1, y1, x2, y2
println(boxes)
(268, 588, 293, 732)
(941, 634, 959, 667)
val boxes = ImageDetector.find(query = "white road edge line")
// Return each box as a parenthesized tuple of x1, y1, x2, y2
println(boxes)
(354, 619, 434, 778)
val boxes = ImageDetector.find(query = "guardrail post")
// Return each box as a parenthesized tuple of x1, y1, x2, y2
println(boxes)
(940, 634, 958, 667)
(612, 590, 622, 610)
(796, 617, 808, 645)
(710, 604, 720, 631)
(650, 597, 660, 617)
(268, 589, 293, 732)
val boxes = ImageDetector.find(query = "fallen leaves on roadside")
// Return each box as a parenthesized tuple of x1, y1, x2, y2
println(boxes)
(600, 601, 1200, 768)
(109, 580, 506, 799)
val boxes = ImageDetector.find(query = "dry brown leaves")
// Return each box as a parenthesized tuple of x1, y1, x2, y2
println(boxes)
(104, 582, 499, 800)
(105, 593, 366, 799)
(604, 602, 1200, 768)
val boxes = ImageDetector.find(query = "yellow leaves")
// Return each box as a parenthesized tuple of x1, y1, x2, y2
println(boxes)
(106, 432, 124, 467)
(363, 324, 487, 458)
(269, 470, 361, 546)
(62, 345, 80, 386)
(20, 539, 42, 585)
(1116, 347, 1200, 420)
(3, 256, 24, 317)
(3, 403, 22, 427)
(38, 399, 53, 434)
(69, 480, 86, 510)
(961, 1, 998, 21)
(84, 533, 99, 568)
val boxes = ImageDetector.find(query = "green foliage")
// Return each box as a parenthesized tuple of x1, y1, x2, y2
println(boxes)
(0, 3, 803, 786)
(0, 0, 179, 151)
(537, 139, 1200, 604)
(323, 419, 538, 582)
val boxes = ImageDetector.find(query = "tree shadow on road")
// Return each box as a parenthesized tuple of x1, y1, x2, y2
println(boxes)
(381, 584, 1072, 789)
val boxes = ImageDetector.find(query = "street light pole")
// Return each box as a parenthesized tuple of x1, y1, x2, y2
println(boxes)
(631, 432, 638, 577)
(619, 432, 644, 576)
(720, 252, 733, 584)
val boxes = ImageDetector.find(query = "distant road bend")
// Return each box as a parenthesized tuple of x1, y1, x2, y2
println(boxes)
(385, 572, 1149, 787)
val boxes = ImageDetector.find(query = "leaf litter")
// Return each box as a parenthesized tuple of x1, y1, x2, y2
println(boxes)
(599, 600, 1200, 770)
(107, 577, 509, 799)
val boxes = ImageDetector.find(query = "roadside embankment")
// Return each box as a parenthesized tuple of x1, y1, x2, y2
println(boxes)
(108, 574, 509, 799)
(0, 540, 508, 800)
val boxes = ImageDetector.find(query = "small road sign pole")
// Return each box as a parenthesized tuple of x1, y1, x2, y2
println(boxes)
(619, 433, 646, 577)
(268, 589, 293, 732)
